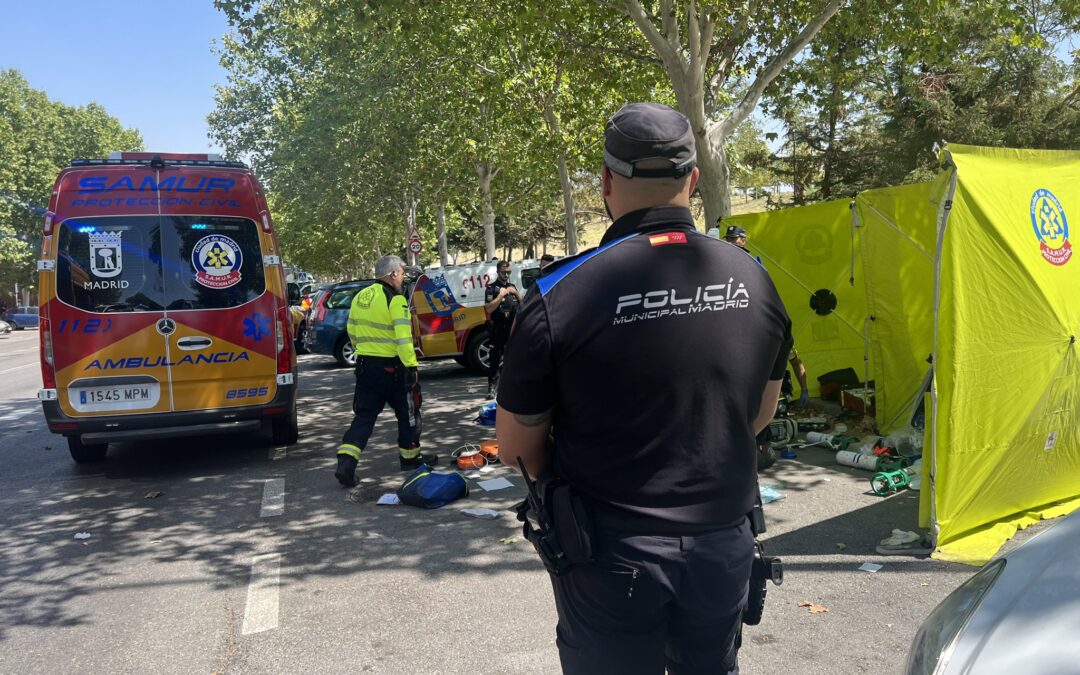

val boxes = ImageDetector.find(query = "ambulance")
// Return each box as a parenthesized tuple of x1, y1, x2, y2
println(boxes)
(37, 152, 299, 463)
(409, 259, 542, 373)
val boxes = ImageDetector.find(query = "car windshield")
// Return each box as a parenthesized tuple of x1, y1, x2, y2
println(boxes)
(56, 215, 266, 313)
(326, 283, 373, 309)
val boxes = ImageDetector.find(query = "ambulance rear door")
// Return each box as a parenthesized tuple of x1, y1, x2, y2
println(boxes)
(50, 207, 173, 418)
(158, 167, 280, 413)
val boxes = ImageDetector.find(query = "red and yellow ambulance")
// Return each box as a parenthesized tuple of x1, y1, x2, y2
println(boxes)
(37, 152, 298, 463)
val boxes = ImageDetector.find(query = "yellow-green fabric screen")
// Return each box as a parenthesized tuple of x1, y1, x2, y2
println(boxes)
(855, 181, 941, 432)
(724, 199, 867, 397)
(931, 144, 1080, 564)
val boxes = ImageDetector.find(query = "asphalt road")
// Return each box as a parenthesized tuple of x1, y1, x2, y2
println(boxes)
(0, 332, 1050, 673)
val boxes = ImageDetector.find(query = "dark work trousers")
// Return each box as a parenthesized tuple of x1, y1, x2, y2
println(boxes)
(488, 319, 512, 386)
(341, 359, 422, 452)
(550, 519, 754, 675)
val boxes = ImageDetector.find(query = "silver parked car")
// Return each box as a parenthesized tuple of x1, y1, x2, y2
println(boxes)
(906, 507, 1080, 674)
(0, 319, 11, 334)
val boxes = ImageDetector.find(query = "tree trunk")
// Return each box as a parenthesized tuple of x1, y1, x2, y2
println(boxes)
(435, 201, 449, 267)
(476, 162, 496, 260)
(694, 130, 732, 227)
(543, 102, 578, 255)
(402, 187, 418, 266)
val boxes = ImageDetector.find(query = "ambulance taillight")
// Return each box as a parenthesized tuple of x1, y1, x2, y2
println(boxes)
(40, 317, 56, 389)
(275, 306, 293, 374)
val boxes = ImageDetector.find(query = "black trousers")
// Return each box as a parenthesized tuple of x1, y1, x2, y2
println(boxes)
(341, 359, 421, 452)
(488, 319, 512, 385)
(550, 520, 753, 675)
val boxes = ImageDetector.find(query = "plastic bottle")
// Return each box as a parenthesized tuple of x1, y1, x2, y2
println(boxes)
(836, 450, 881, 471)
(805, 431, 834, 445)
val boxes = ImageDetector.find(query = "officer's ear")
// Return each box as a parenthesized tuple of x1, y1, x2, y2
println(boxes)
(601, 165, 613, 197)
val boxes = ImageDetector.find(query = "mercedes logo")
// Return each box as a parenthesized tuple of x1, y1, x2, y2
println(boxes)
(156, 318, 177, 336)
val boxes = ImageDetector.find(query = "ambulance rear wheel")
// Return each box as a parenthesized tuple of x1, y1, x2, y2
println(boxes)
(272, 409, 299, 446)
(68, 436, 108, 463)
(454, 355, 469, 367)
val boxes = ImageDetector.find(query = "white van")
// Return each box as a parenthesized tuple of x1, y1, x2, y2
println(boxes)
(408, 259, 541, 372)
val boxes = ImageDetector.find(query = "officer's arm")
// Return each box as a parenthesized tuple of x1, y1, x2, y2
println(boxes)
(753, 379, 783, 435)
(497, 407, 552, 476)
(790, 354, 808, 392)
(389, 296, 418, 367)
(483, 287, 505, 314)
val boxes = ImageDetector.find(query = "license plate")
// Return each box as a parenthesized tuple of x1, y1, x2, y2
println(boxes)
(70, 383, 160, 413)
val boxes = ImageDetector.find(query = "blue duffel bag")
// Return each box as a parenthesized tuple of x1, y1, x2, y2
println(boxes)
(397, 465, 469, 509)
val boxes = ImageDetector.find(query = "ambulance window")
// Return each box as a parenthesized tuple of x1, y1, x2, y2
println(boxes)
(55, 216, 165, 312)
(163, 216, 266, 310)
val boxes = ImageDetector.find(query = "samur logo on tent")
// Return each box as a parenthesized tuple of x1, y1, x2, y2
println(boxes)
(1030, 188, 1072, 266)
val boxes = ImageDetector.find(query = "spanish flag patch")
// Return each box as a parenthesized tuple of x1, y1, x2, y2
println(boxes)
(648, 231, 688, 247)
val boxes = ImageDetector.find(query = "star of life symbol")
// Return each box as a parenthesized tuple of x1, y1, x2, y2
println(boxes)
(192, 234, 244, 289)
(89, 230, 123, 278)
(1030, 188, 1072, 266)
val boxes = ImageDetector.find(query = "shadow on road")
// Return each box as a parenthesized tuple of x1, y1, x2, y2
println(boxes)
(0, 357, 532, 640)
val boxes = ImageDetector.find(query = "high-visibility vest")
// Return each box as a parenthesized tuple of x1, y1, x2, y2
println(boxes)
(347, 282, 418, 366)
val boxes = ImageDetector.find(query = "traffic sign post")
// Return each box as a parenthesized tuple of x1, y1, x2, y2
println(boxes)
(408, 227, 421, 243)
(408, 240, 423, 254)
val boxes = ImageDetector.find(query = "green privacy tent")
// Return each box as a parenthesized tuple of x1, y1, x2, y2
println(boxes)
(725, 144, 1080, 564)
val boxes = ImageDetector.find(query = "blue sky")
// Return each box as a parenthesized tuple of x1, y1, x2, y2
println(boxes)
(0, 2, 230, 153)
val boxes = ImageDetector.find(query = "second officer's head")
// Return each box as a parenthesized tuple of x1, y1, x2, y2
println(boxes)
(601, 103, 700, 222)
(375, 254, 406, 293)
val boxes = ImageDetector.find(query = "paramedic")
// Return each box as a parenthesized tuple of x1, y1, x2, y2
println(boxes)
(334, 255, 438, 487)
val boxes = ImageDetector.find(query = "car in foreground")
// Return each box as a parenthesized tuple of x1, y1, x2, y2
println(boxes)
(303, 279, 376, 366)
(906, 507, 1080, 674)
(5, 305, 39, 329)
(0, 319, 12, 334)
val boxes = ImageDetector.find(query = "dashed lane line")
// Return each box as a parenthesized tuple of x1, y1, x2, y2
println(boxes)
(0, 363, 36, 375)
(241, 553, 281, 635)
(259, 478, 285, 518)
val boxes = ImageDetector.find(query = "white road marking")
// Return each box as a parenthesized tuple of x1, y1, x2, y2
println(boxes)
(0, 406, 36, 422)
(241, 553, 281, 635)
(0, 348, 40, 355)
(259, 478, 285, 518)
(0, 363, 36, 375)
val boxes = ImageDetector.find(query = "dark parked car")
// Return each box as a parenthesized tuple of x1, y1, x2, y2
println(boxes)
(4, 305, 39, 329)
(303, 279, 376, 367)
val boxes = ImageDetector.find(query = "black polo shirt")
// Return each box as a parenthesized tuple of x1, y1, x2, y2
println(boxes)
(485, 277, 519, 324)
(498, 206, 792, 530)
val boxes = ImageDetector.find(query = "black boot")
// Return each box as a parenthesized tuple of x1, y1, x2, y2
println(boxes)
(335, 455, 359, 487)
(399, 452, 440, 471)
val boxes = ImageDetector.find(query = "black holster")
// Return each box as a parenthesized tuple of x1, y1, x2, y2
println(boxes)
(744, 495, 783, 626)
(515, 473, 594, 576)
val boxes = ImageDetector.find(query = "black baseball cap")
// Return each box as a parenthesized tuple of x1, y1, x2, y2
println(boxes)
(725, 225, 748, 239)
(604, 103, 697, 179)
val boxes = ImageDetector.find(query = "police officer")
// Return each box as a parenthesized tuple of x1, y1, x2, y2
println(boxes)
(335, 255, 438, 487)
(483, 259, 522, 397)
(724, 224, 750, 251)
(497, 103, 792, 674)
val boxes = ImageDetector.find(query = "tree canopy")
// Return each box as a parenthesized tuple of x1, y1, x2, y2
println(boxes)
(0, 70, 142, 302)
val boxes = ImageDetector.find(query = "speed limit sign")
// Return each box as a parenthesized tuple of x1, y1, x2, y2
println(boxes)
(408, 240, 423, 254)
